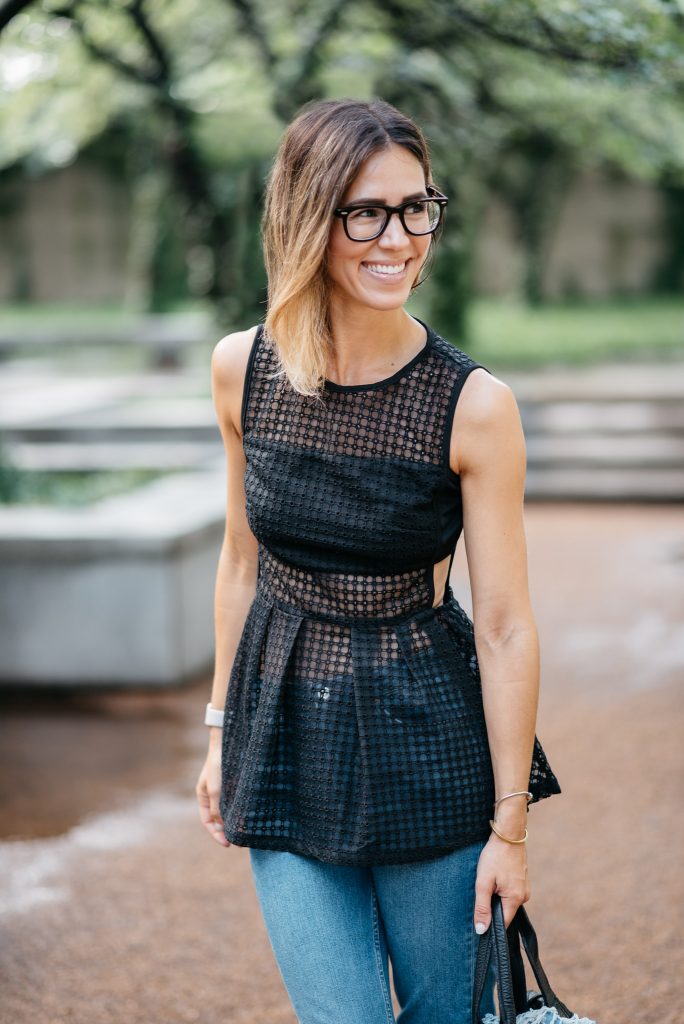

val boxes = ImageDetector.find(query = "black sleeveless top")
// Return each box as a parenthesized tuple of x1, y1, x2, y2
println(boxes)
(219, 317, 561, 866)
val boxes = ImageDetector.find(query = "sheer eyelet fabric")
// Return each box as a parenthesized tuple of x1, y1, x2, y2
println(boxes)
(219, 318, 561, 866)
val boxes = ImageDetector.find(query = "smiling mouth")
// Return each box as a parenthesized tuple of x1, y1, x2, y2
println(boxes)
(361, 260, 409, 279)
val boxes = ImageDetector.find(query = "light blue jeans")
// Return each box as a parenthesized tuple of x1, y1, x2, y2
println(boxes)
(249, 837, 497, 1024)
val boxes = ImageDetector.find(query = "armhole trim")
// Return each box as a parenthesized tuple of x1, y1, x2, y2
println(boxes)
(441, 360, 493, 470)
(240, 323, 264, 438)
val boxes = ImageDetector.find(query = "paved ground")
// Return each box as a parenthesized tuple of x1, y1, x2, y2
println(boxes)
(1, 503, 682, 1024)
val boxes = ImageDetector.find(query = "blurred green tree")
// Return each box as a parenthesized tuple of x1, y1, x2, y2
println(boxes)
(1, 0, 683, 336)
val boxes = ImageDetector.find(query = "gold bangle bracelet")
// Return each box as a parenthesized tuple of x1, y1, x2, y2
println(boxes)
(493, 790, 532, 808)
(489, 819, 528, 844)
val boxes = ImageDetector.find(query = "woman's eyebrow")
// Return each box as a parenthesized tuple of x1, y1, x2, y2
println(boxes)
(346, 191, 428, 205)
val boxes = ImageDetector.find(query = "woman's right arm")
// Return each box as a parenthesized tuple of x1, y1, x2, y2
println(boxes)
(196, 326, 260, 848)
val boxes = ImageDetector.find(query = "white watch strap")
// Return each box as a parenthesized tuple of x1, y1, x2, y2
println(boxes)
(204, 702, 225, 728)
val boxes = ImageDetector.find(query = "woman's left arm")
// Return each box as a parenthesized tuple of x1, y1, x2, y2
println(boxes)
(450, 368, 538, 933)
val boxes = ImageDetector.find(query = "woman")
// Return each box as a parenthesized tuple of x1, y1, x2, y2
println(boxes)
(196, 98, 561, 1024)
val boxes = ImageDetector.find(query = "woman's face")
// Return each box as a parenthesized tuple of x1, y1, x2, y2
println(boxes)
(326, 143, 433, 313)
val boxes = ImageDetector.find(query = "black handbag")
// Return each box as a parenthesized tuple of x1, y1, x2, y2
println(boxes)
(472, 892, 597, 1024)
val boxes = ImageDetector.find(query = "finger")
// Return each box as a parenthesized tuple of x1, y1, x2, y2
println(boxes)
(197, 782, 231, 846)
(196, 783, 213, 826)
(499, 892, 525, 928)
(208, 787, 222, 824)
(209, 818, 231, 846)
(207, 788, 230, 845)
(202, 807, 231, 846)
(474, 877, 495, 934)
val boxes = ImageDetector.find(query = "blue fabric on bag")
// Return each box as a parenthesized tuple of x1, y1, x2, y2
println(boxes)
(482, 1009, 597, 1023)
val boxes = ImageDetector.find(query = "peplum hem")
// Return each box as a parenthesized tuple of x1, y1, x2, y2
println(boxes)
(219, 584, 561, 867)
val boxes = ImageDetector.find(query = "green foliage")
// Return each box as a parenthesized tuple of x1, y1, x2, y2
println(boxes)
(1, 0, 683, 325)
(466, 294, 684, 368)
(0, 436, 170, 506)
(0, 436, 23, 502)
(652, 180, 684, 292)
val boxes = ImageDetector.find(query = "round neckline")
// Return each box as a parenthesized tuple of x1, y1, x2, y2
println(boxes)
(324, 318, 433, 393)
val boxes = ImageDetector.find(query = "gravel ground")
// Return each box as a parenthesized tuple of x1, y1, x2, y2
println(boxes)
(1, 503, 682, 1024)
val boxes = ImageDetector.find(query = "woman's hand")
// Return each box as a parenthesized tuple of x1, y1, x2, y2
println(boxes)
(196, 733, 232, 847)
(474, 831, 530, 932)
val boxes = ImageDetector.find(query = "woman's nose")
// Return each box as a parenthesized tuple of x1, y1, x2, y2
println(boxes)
(379, 211, 410, 246)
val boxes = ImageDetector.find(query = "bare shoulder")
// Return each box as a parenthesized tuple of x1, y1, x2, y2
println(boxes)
(450, 367, 524, 475)
(211, 325, 260, 439)
(457, 367, 517, 424)
(211, 324, 260, 389)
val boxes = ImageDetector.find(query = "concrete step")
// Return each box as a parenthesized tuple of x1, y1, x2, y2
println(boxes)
(504, 361, 684, 401)
(5, 442, 221, 472)
(502, 363, 684, 499)
(0, 312, 215, 368)
(2, 398, 219, 443)
(525, 434, 684, 468)
(519, 400, 684, 435)
(0, 369, 208, 428)
(524, 466, 684, 501)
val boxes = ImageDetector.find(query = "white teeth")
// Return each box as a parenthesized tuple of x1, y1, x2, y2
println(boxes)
(363, 262, 406, 276)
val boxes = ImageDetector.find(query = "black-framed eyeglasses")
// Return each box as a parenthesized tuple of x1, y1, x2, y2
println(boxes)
(333, 185, 448, 242)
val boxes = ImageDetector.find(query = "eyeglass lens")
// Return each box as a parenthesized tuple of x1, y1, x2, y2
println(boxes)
(345, 199, 441, 240)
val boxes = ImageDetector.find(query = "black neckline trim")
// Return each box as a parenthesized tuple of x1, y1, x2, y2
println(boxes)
(324, 317, 433, 393)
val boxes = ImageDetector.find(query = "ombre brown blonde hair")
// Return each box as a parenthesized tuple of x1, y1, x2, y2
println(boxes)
(261, 98, 439, 398)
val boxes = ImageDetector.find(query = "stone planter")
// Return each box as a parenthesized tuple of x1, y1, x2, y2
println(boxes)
(0, 467, 225, 687)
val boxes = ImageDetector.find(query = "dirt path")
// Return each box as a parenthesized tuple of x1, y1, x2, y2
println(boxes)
(1, 503, 682, 1024)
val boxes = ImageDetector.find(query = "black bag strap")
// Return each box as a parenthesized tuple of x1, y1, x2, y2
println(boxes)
(472, 893, 576, 1024)
(472, 919, 491, 1024)
(472, 895, 526, 1024)
(514, 904, 574, 1018)
(506, 913, 529, 1014)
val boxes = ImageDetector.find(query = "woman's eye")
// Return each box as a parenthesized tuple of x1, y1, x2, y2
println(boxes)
(350, 207, 381, 219)
(406, 202, 426, 214)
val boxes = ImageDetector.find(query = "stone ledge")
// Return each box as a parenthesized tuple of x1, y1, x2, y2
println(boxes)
(0, 467, 227, 687)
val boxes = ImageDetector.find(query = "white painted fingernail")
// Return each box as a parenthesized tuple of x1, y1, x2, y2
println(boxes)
(475, 922, 487, 935)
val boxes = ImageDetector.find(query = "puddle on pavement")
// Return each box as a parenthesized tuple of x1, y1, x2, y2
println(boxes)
(0, 674, 213, 842)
